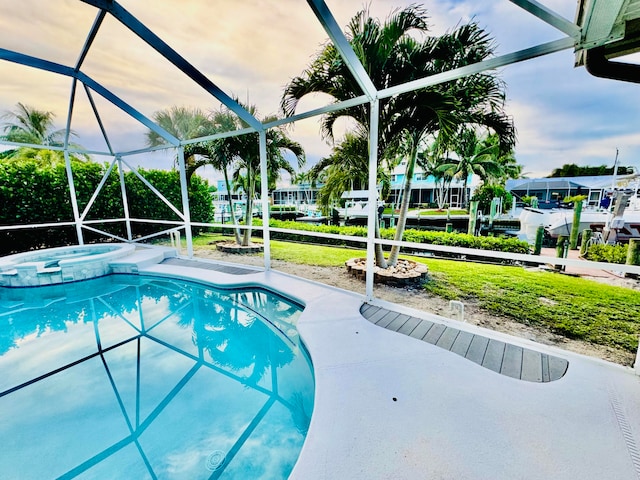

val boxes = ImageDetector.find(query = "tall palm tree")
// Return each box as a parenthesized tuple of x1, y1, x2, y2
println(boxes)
(416, 137, 454, 209)
(149, 103, 305, 246)
(282, 6, 515, 267)
(437, 127, 503, 208)
(225, 110, 305, 246)
(185, 137, 244, 244)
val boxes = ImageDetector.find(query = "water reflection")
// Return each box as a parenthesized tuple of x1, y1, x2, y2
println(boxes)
(0, 275, 314, 479)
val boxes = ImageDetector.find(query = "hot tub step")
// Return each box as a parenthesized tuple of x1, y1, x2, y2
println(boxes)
(110, 247, 177, 274)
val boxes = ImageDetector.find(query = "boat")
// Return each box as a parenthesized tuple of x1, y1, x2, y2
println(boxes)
(334, 190, 384, 221)
(517, 188, 640, 244)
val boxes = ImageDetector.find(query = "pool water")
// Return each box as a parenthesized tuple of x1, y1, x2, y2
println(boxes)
(0, 274, 314, 479)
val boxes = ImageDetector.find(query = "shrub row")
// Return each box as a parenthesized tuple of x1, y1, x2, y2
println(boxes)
(251, 219, 531, 254)
(0, 157, 213, 255)
(584, 244, 628, 264)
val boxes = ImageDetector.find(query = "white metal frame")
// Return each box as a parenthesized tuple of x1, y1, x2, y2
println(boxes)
(2, 0, 640, 304)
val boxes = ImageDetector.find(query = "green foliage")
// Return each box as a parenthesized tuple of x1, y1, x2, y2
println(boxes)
(0, 156, 213, 254)
(562, 194, 587, 204)
(270, 205, 298, 212)
(549, 163, 635, 177)
(470, 184, 513, 212)
(252, 219, 530, 254)
(417, 209, 467, 216)
(584, 244, 628, 264)
(521, 195, 535, 206)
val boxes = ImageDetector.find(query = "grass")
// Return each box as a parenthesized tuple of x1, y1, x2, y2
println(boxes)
(190, 233, 640, 354)
(419, 260, 640, 353)
(382, 207, 468, 216)
(418, 209, 467, 216)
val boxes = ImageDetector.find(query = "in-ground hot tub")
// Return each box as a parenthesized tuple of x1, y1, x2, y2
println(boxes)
(0, 243, 136, 287)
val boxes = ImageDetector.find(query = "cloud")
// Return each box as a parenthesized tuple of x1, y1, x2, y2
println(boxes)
(1, 0, 638, 181)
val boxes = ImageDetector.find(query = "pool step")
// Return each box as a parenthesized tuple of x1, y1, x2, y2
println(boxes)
(109, 247, 177, 274)
(361, 304, 569, 383)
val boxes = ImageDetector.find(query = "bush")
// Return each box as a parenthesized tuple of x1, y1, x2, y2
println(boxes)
(471, 184, 513, 213)
(270, 205, 297, 212)
(584, 244, 628, 264)
(253, 219, 530, 254)
(0, 155, 213, 255)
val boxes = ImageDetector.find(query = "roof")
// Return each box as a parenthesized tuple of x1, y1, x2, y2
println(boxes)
(507, 178, 589, 191)
(507, 173, 640, 192)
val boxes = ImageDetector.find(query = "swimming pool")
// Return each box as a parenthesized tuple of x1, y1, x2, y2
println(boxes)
(0, 274, 314, 479)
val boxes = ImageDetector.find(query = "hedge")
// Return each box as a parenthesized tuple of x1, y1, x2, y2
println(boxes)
(0, 156, 213, 255)
(251, 219, 530, 254)
(584, 244, 628, 264)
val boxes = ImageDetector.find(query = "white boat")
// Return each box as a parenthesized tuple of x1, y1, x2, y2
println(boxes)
(335, 190, 384, 220)
(212, 201, 244, 223)
(518, 188, 640, 244)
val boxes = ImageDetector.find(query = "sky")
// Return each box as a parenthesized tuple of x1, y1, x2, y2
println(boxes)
(0, 0, 639, 184)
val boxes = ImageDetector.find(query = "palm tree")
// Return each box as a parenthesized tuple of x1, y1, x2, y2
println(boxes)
(224, 110, 305, 246)
(1, 102, 66, 146)
(147, 105, 246, 242)
(147, 106, 215, 168)
(148, 103, 305, 246)
(281, 6, 515, 267)
(0, 103, 86, 160)
(416, 137, 454, 209)
(437, 127, 503, 208)
(291, 170, 313, 186)
(482, 133, 521, 184)
(309, 130, 391, 211)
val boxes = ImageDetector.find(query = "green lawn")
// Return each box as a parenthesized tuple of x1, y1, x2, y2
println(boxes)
(382, 207, 468, 216)
(190, 233, 640, 354)
(420, 260, 640, 353)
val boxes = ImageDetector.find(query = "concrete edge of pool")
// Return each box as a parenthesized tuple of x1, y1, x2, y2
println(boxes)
(138, 257, 640, 480)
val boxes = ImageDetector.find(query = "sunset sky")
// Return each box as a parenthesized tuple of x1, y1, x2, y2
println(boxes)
(0, 0, 638, 182)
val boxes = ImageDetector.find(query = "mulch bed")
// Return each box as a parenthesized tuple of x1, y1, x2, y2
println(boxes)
(345, 257, 429, 286)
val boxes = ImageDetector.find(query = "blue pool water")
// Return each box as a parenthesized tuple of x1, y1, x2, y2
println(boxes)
(0, 274, 314, 479)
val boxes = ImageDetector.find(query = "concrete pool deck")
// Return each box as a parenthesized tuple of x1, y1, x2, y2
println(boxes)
(141, 256, 640, 480)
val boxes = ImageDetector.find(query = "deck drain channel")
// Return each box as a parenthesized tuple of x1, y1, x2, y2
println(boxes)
(608, 383, 640, 479)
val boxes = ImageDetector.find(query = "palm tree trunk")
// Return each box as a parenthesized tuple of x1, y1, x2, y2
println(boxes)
(374, 218, 388, 268)
(463, 176, 469, 210)
(223, 168, 242, 244)
(387, 141, 418, 267)
(242, 166, 254, 246)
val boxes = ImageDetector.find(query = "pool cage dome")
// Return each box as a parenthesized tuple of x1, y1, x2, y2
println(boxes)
(1, 0, 640, 299)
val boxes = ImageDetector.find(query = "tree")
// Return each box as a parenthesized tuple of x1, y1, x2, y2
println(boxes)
(309, 130, 391, 212)
(146, 105, 216, 168)
(225, 110, 305, 246)
(282, 6, 515, 267)
(291, 170, 314, 186)
(437, 128, 503, 208)
(148, 102, 304, 246)
(147, 105, 243, 242)
(490, 138, 521, 184)
(470, 183, 513, 213)
(416, 137, 454, 209)
(1, 102, 66, 146)
(0, 102, 85, 160)
(548, 163, 635, 177)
